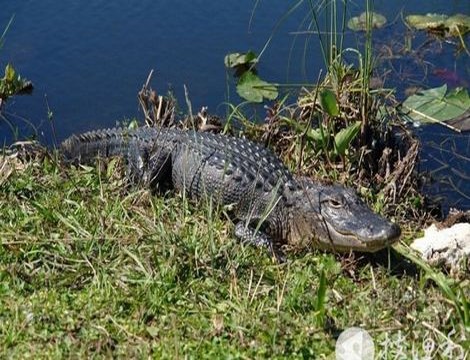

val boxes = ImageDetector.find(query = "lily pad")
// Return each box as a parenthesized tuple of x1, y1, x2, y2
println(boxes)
(405, 14, 448, 30)
(224, 51, 257, 68)
(445, 14, 470, 36)
(401, 85, 470, 130)
(405, 13, 470, 36)
(447, 108, 470, 132)
(347, 12, 387, 31)
(236, 71, 278, 103)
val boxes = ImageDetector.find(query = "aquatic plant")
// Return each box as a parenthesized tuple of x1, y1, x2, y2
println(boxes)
(0, 16, 33, 108)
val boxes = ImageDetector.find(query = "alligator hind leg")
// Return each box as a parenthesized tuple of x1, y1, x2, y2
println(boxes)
(147, 150, 173, 193)
(234, 222, 286, 262)
(126, 143, 172, 191)
(125, 144, 147, 186)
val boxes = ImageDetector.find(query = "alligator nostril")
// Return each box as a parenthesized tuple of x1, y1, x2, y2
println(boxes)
(391, 223, 401, 238)
(381, 223, 401, 241)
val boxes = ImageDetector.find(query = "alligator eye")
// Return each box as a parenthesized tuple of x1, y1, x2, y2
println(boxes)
(328, 198, 342, 208)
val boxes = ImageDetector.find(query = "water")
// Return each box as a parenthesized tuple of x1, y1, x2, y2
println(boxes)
(1, 0, 469, 210)
(1, 1, 305, 139)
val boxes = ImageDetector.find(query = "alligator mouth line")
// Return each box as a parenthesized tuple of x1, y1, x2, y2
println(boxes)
(325, 223, 400, 252)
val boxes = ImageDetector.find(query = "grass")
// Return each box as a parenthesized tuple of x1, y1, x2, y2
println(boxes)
(0, 149, 468, 358)
(0, 1, 468, 358)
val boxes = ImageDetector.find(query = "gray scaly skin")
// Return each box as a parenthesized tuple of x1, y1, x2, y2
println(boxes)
(61, 127, 401, 258)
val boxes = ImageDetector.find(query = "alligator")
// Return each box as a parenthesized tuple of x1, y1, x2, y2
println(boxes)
(61, 127, 401, 259)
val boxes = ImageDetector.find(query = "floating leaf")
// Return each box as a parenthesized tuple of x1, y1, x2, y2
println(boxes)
(334, 121, 361, 156)
(405, 14, 448, 30)
(320, 89, 339, 116)
(405, 13, 470, 36)
(236, 71, 278, 103)
(402, 85, 470, 129)
(445, 14, 470, 36)
(347, 12, 387, 31)
(447, 109, 470, 132)
(224, 51, 257, 68)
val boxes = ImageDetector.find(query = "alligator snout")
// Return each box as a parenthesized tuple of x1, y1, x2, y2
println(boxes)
(358, 221, 401, 249)
(361, 221, 401, 243)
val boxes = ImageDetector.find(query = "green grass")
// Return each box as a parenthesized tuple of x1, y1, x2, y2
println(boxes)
(0, 152, 468, 358)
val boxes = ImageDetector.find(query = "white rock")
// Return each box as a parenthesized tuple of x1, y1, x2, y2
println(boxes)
(411, 223, 470, 272)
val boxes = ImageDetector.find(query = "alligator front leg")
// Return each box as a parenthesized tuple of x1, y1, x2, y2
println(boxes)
(234, 222, 286, 262)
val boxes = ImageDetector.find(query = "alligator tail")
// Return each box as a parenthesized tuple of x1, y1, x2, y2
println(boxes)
(60, 127, 133, 163)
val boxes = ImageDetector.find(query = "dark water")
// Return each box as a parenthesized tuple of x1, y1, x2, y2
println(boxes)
(1, 0, 306, 139)
(1, 0, 469, 210)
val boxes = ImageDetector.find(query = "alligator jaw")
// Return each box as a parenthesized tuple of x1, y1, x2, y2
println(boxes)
(325, 221, 401, 252)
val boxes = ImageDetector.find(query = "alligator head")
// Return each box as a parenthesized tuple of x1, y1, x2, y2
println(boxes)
(286, 179, 401, 252)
